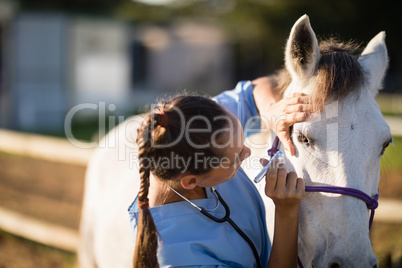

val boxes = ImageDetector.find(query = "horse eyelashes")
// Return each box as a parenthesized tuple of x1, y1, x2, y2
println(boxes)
(297, 133, 309, 144)
(380, 139, 392, 156)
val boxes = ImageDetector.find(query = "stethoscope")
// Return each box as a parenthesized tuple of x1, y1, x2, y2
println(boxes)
(169, 186, 262, 268)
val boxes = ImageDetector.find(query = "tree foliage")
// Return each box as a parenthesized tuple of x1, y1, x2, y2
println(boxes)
(18, 0, 401, 92)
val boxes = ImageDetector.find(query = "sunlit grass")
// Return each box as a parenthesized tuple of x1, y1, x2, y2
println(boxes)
(371, 223, 402, 268)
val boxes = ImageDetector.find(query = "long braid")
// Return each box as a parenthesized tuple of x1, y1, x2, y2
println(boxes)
(133, 115, 159, 268)
(132, 96, 228, 267)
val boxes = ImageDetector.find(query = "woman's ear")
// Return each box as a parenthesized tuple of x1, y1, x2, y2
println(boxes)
(180, 174, 200, 190)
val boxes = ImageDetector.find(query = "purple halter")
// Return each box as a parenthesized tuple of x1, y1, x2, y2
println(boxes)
(268, 136, 379, 268)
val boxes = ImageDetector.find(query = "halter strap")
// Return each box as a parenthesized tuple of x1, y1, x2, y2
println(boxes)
(268, 136, 281, 158)
(304, 186, 379, 228)
(267, 136, 380, 268)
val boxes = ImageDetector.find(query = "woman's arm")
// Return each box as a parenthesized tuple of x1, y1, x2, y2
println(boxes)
(213, 81, 259, 132)
(262, 158, 305, 268)
(267, 205, 300, 268)
(252, 77, 312, 156)
(252, 76, 280, 109)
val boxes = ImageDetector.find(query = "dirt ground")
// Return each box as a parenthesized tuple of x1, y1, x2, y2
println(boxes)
(0, 152, 84, 268)
(0, 151, 401, 267)
(0, 230, 76, 268)
(0, 152, 85, 230)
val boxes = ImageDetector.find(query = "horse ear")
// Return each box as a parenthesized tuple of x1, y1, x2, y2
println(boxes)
(358, 32, 389, 97)
(285, 15, 320, 81)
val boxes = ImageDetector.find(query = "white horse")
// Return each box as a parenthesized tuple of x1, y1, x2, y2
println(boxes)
(242, 15, 390, 267)
(79, 15, 390, 268)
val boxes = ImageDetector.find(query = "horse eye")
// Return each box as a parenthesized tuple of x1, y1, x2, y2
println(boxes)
(380, 139, 392, 156)
(297, 133, 309, 143)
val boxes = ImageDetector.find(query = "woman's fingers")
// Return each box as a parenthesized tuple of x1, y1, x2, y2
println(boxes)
(265, 158, 279, 196)
(286, 93, 310, 105)
(276, 129, 295, 156)
(296, 177, 306, 196)
(284, 103, 311, 114)
(263, 92, 314, 156)
(265, 159, 290, 193)
(286, 172, 298, 189)
(259, 158, 269, 166)
(286, 112, 311, 126)
(265, 161, 305, 201)
(284, 93, 313, 124)
(286, 92, 308, 98)
(269, 94, 312, 156)
(272, 111, 309, 157)
(274, 161, 288, 191)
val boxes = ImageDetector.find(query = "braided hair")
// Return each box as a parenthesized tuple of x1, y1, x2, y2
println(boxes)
(133, 95, 229, 267)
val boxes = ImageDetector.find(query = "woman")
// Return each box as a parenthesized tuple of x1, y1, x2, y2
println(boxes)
(129, 78, 311, 267)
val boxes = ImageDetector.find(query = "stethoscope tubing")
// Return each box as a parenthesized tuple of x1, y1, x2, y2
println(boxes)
(200, 189, 262, 268)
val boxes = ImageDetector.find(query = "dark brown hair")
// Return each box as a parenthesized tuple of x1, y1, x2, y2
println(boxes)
(133, 95, 229, 267)
(271, 38, 364, 111)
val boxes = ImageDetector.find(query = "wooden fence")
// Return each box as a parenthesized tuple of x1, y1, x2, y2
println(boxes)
(0, 128, 401, 255)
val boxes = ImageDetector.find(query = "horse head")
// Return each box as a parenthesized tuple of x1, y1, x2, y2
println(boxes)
(244, 15, 391, 267)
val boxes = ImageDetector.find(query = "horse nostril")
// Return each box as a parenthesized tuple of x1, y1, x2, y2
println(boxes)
(329, 262, 377, 268)
(329, 262, 341, 268)
(370, 256, 379, 268)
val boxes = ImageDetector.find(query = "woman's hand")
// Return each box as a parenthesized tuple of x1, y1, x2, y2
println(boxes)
(262, 157, 305, 268)
(265, 93, 312, 156)
(262, 158, 305, 216)
(253, 77, 313, 156)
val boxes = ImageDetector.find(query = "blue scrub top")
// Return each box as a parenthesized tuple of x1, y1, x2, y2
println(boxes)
(128, 81, 270, 267)
(213, 80, 261, 138)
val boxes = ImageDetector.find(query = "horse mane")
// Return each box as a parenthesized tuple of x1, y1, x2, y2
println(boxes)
(270, 38, 364, 111)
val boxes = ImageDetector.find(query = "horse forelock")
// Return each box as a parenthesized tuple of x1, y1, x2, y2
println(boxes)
(271, 38, 364, 111)
(314, 39, 364, 110)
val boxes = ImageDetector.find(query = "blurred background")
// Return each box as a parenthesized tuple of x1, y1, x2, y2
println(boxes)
(0, 0, 401, 267)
